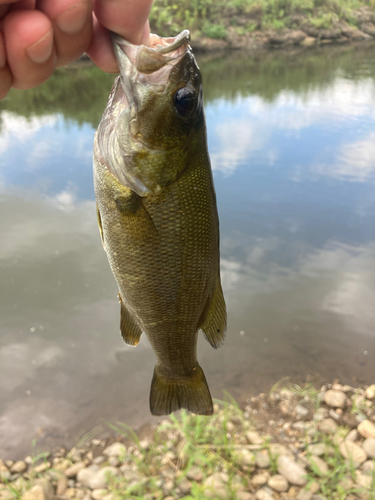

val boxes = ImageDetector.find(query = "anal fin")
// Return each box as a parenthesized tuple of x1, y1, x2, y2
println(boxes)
(199, 278, 227, 349)
(119, 293, 143, 346)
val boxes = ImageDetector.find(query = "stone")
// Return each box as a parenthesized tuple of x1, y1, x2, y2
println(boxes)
(328, 409, 340, 421)
(339, 440, 367, 465)
(66, 462, 86, 478)
(267, 474, 288, 492)
(362, 460, 374, 472)
(338, 475, 353, 489)
(0, 491, 14, 500)
(355, 470, 372, 489)
(358, 420, 375, 439)
(365, 385, 375, 399)
(295, 405, 309, 418)
(324, 390, 346, 408)
(269, 443, 293, 458)
(54, 459, 71, 472)
(318, 418, 337, 434)
(307, 443, 325, 456)
(186, 466, 203, 482)
(308, 455, 328, 475)
(237, 493, 254, 500)
(0, 460, 10, 482)
(232, 448, 255, 466)
(10, 461, 27, 474)
(256, 450, 270, 469)
(245, 431, 263, 444)
(103, 443, 126, 457)
(255, 487, 275, 500)
(297, 490, 312, 500)
(93, 457, 106, 466)
(77, 466, 118, 490)
(22, 486, 45, 500)
(34, 478, 54, 500)
(362, 438, 375, 458)
(277, 455, 307, 486)
(252, 473, 268, 486)
(346, 429, 358, 442)
(33, 463, 51, 474)
(178, 478, 191, 495)
(56, 474, 68, 496)
(91, 489, 108, 500)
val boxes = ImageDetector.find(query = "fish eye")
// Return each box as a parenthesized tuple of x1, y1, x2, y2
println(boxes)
(173, 87, 197, 117)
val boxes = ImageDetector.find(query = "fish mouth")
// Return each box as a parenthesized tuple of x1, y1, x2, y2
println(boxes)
(112, 30, 194, 94)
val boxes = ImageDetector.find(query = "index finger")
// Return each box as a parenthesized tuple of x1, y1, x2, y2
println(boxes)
(94, 0, 152, 45)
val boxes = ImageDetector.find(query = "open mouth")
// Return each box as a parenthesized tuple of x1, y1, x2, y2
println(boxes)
(112, 30, 192, 87)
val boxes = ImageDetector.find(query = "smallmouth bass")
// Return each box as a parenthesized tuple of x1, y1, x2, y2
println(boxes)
(93, 30, 226, 416)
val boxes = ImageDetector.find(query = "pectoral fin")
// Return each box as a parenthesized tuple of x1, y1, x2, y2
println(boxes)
(199, 278, 227, 349)
(96, 203, 105, 251)
(119, 294, 143, 346)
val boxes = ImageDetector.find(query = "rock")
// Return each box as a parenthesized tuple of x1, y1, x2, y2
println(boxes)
(10, 461, 27, 474)
(346, 429, 358, 442)
(269, 443, 293, 458)
(355, 470, 372, 489)
(204, 471, 228, 498)
(267, 474, 288, 492)
(22, 486, 45, 500)
(66, 462, 86, 478)
(103, 443, 126, 457)
(297, 490, 312, 500)
(56, 474, 68, 496)
(365, 384, 375, 399)
(295, 405, 309, 418)
(0, 460, 10, 481)
(237, 493, 254, 500)
(301, 36, 316, 47)
(318, 418, 337, 434)
(232, 448, 255, 466)
(252, 473, 268, 486)
(186, 466, 203, 482)
(256, 450, 270, 469)
(178, 478, 191, 495)
(338, 475, 353, 489)
(308, 455, 328, 475)
(324, 390, 346, 408)
(91, 489, 108, 500)
(358, 420, 375, 439)
(245, 431, 263, 444)
(339, 440, 367, 465)
(255, 487, 275, 500)
(0, 490, 14, 500)
(277, 455, 307, 486)
(77, 466, 118, 490)
(361, 22, 375, 37)
(307, 443, 326, 456)
(33, 463, 51, 474)
(92, 456, 106, 466)
(362, 460, 374, 472)
(362, 438, 375, 458)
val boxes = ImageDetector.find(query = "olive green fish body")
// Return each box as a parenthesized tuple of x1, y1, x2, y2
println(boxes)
(93, 30, 226, 415)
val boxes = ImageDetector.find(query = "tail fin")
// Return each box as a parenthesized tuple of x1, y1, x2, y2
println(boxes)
(149, 364, 213, 416)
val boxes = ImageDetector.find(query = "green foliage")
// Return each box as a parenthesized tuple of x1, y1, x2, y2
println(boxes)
(201, 22, 227, 39)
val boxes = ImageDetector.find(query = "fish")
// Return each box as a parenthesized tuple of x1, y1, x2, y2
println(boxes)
(93, 29, 226, 416)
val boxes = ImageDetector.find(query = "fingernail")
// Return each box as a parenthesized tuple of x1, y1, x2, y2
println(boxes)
(26, 30, 53, 64)
(55, 2, 90, 35)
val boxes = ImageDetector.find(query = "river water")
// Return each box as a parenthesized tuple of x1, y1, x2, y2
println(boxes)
(1, 43, 375, 459)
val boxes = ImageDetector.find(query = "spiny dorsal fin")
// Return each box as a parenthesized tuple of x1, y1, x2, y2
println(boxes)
(119, 293, 143, 346)
(199, 278, 227, 349)
(96, 203, 105, 251)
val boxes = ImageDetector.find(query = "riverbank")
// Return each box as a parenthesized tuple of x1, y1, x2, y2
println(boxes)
(1, 381, 375, 500)
(150, 0, 375, 51)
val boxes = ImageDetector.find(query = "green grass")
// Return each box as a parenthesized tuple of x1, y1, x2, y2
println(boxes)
(149, 0, 375, 38)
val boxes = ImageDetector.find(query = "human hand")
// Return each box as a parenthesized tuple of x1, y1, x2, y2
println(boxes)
(0, 0, 153, 100)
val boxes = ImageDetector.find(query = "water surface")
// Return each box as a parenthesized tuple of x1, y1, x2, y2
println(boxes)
(1, 44, 375, 459)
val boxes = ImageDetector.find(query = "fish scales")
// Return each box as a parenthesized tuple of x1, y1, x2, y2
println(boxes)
(93, 30, 226, 416)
